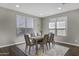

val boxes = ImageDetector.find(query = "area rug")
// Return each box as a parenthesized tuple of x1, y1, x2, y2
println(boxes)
(17, 43, 69, 56)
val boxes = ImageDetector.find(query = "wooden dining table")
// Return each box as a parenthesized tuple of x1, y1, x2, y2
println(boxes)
(30, 36, 43, 55)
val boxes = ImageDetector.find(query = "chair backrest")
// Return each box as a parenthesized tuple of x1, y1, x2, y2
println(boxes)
(50, 33, 54, 41)
(43, 34, 49, 44)
(24, 34, 31, 45)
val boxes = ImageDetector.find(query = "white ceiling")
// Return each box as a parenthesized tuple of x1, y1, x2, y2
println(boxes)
(0, 3, 79, 17)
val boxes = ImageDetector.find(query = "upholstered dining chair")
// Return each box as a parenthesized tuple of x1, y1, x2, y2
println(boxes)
(24, 34, 36, 54)
(41, 34, 49, 52)
(24, 34, 43, 55)
(48, 33, 55, 47)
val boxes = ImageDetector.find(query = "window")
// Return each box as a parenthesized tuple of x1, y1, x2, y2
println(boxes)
(49, 16, 67, 36)
(49, 22, 55, 29)
(57, 21, 66, 29)
(49, 22, 56, 34)
(57, 30, 66, 36)
(56, 21, 66, 36)
(16, 15, 25, 28)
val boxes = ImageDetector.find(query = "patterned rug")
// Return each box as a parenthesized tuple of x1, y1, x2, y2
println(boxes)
(17, 43, 69, 56)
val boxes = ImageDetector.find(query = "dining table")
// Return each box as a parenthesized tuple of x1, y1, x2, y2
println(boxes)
(30, 36, 44, 55)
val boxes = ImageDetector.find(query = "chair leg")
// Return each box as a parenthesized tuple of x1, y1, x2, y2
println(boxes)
(52, 41, 55, 47)
(40, 43, 44, 53)
(41, 44, 44, 53)
(46, 43, 48, 50)
(29, 46, 31, 54)
(49, 42, 51, 48)
(53, 41, 55, 46)
(25, 45, 28, 53)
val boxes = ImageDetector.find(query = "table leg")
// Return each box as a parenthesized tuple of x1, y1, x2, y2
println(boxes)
(36, 41, 38, 55)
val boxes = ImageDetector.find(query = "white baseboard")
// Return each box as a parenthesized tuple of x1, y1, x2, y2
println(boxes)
(56, 41, 79, 47)
(0, 41, 25, 48)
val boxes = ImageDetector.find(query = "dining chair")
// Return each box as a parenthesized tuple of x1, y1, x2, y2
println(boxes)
(48, 33, 55, 47)
(24, 34, 36, 54)
(41, 34, 49, 52)
(24, 34, 43, 55)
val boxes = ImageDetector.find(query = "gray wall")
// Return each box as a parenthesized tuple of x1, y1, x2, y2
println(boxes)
(0, 7, 16, 47)
(33, 17, 42, 33)
(0, 7, 41, 47)
(42, 9, 79, 45)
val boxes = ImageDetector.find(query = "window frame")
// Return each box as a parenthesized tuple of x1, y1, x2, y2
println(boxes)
(49, 16, 67, 36)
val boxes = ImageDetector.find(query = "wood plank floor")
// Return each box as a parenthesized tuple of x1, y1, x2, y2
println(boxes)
(56, 42, 79, 56)
(0, 42, 79, 56)
(0, 46, 26, 56)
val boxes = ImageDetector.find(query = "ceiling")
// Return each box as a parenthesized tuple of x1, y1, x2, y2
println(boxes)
(0, 3, 79, 17)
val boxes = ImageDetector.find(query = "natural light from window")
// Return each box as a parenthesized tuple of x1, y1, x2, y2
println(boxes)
(49, 16, 67, 36)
